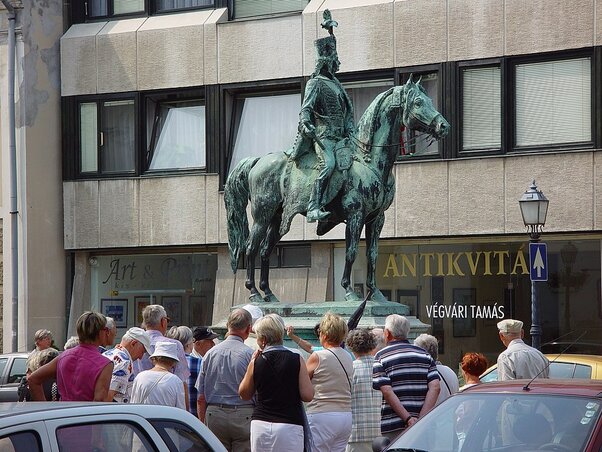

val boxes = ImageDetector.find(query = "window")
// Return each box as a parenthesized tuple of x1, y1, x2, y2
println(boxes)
(151, 420, 213, 452)
(79, 98, 136, 175)
(146, 99, 206, 171)
(461, 65, 501, 152)
(0, 432, 42, 451)
(56, 422, 154, 451)
(228, 92, 300, 174)
(83, 0, 215, 20)
(8, 358, 27, 384)
(234, 0, 309, 19)
(344, 79, 395, 125)
(514, 57, 591, 147)
(240, 245, 311, 269)
(155, 0, 214, 13)
(86, 0, 145, 19)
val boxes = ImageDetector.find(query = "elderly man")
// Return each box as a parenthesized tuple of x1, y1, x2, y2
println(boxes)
(196, 308, 254, 452)
(414, 333, 459, 405)
(373, 315, 440, 440)
(32, 329, 53, 352)
(99, 317, 117, 352)
(102, 327, 152, 403)
(135, 305, 190, 405)
(191, 326, 218, 359)
(497, 319, 549, 380)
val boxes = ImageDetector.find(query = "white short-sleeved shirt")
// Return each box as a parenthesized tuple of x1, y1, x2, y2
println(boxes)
(131, 370, 186, 410)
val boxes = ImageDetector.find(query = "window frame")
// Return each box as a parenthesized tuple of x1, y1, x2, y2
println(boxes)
(456, 58, 506, 158)
(143, 88, 207, 175)
(396, 63, 450, 160)
(506, 48, 596, 154)
(231, 0, 309, 20)
(220, 77, 303, 187)
(75, 92, 139, 179)
(78, 0, 221, 23)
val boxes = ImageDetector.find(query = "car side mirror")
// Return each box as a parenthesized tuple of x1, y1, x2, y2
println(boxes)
(372, 435, 391, 452)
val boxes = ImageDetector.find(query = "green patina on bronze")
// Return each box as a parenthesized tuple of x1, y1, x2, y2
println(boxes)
(224, 10, 450, 304)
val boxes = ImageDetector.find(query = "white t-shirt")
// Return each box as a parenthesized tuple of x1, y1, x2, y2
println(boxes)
(131, 370, 186, 410)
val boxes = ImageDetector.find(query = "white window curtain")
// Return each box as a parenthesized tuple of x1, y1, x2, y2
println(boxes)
(113, 0, 145, 14)
(155, 0, 213, 10)
(149, 104, 206, 170)
(235, 0, 309, 18)
(462, 66, 501, 151)
(80, 103, 98, 173)
(345, 79, 394, 125)
(228, 93, 300, 174)
(88, 0, 108, 17)
(101, 100, 136, 173)
(516, 57, 591, 147)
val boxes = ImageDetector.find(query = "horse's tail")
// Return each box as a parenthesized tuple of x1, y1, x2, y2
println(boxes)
(224, 156, 260, 273)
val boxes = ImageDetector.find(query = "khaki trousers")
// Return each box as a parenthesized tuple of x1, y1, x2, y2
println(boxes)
(206, 404, 253, 452)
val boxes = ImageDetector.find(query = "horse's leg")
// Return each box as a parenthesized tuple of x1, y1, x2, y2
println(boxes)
(259, 212, 283, 303)
(245, 222, 268, 304)
(365, 213, 388, 302)
(342, 212, 364, 301)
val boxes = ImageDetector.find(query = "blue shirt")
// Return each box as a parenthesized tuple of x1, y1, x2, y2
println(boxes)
(373, 340, 440, 433)
(133, 330, 190, 383)
(195, 335, 253, 406)
(186, 354, 202, 416)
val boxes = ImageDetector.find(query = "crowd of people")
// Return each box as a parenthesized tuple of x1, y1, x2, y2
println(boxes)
(22, 308, 550, 452)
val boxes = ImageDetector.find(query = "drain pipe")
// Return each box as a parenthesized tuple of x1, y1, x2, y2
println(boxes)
(2, 0, 19, 352)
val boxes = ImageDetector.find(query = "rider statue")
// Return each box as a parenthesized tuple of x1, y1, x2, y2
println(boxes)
(289, 10, 355, 223)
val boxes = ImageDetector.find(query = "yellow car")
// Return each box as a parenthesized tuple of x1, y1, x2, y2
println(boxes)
(480, 354, 602, 382)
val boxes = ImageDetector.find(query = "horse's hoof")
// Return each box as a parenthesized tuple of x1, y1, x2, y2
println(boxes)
(249, 293, 263, 304)
(369, 289, 388, 303)
(345, 291, 361, 302)
(263, 293, 280, 303)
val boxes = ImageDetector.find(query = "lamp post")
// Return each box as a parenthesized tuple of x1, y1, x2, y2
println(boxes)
(519, 181, 549, 350)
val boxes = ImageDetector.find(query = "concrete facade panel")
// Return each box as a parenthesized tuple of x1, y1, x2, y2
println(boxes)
(61, 23, 106, 96)
(217, 15, 303, 84)
(96, 19, 145, 93)
(139, 176, 206, 246)
(505, 0, 594, 56)
(137, 12, 209, 90)
(394, 161, 449, 237)
(448, 0, 504, 61)
(204, 8, 228, 85)
(302, 3, 321, 76)
(504, 152, 594, 233)
(319, 1, 394, 73)
(99, 179, 140, 247)
(72, 181, 100, 249)
(394, 0, 446, 67)
(205, 175, 221, 244)
(449, 159, 505, 235)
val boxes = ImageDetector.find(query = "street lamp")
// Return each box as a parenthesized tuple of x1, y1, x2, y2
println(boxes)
(519, 180, 549, 350)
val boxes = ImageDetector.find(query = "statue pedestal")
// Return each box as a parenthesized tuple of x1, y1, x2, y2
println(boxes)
(212, 301, 431, 351)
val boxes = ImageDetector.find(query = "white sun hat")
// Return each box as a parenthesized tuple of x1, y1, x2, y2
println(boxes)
(150, 341, 180, 362)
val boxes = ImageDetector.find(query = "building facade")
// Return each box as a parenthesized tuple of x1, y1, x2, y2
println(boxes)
(2, 0, 602, 366)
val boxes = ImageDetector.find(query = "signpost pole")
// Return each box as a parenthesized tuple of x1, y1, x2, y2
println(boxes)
(530, 261, 541, 350)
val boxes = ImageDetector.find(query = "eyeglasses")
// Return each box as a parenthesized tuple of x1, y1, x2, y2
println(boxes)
(162, 317, 171, 323)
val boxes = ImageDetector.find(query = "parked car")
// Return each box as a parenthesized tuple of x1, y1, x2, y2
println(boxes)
(480, 354, 602, 382)
(0, 402, 226, 451)
(374, 379, 602, 451)
(0, 353, 29, 402)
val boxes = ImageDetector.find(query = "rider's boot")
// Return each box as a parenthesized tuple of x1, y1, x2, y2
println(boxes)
(307, 180, 330, 223)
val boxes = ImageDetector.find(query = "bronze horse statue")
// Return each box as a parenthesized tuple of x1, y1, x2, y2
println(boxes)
(225, 76, 449, 303)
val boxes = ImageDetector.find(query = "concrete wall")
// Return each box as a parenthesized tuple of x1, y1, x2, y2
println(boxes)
(1, 2, 66, 351)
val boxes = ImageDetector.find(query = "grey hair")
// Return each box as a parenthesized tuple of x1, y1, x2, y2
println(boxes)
(372, 328, 385, 352)
(143, 305, 167, 328)
(105, 317, 116, 331)
(27, 348, 60, 372)
(34, 329, 52, 343)
(414, 333, 439, 360)
(227, 308, 252, 332)
(385, 314, 410, 340)
(166, 325, 193, 348)
(64, 336, 79, 350)
(254, 315, 284, 346)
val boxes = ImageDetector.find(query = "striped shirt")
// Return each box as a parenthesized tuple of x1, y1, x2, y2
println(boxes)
(373, 340, 440, 433)
(186, 354, 202, 417)
(349, 355, 382, 443)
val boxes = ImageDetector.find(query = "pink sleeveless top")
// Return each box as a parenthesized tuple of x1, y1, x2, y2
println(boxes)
(56, 343, 111, 401)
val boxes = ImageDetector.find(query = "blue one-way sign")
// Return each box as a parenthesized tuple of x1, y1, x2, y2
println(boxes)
(529, 242, 548, 281)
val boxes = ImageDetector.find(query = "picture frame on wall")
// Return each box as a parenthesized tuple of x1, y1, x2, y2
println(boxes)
(380, 289, 392, 302)
(162, 296, 182, 326)
(397, 290, 420, 317)
(101, 299, 128, 328)
(135, 296, 151, 326)
(453, 288, 477, 337)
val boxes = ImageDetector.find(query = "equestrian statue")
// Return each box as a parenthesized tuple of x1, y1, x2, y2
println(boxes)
(225, 10, 450, 303)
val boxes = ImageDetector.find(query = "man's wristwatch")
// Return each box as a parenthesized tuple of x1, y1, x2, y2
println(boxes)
(404, 415, 413, 423)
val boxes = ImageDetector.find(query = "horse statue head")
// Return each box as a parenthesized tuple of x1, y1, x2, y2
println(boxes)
(401, 74, 449, 141)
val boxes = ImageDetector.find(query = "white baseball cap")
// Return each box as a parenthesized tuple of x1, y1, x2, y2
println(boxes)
(123, 327, 152, 355)
(242, 304, 264, 326)
(150, 341, 180, 362)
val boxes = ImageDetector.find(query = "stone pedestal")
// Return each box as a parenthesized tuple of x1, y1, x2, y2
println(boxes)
(212, 301, 432, 350)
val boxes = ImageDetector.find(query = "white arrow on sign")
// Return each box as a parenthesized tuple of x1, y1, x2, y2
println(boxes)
(533, 247, 545, 278)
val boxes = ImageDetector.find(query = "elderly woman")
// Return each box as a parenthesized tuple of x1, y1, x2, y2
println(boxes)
(414, 333, 459, 405)
(167, 325, 201, 417)
(459, 352, 488, 390)
(239, 314, 313, 452)
(306, 312, 353, 452)
(345, 329, 382, 452)
(29, 311, 113, 402)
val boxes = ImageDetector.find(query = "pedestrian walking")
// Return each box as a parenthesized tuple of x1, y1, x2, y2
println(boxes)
(459, 352, 488, 390)
(496, 319, 549, 380)
(414, 333, 459, 405)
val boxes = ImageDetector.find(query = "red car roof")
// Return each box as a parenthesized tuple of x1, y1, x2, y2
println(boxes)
(463, 379, 602, 397)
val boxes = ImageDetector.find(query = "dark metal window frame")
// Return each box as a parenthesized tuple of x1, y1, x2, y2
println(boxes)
(238, 244, 312, 269)
(231, 0, 308, 20)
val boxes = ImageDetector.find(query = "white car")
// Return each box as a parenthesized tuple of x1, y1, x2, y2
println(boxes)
(0, 402, 227, 451)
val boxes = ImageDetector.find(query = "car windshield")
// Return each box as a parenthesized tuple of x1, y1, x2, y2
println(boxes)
(389, 393, 600, 452)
